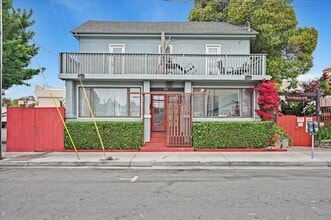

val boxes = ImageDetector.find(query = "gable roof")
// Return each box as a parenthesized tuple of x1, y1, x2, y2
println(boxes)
(71, 20, 258, 36)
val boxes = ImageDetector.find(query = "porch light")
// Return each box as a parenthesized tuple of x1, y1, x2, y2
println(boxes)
(78, 73, 85, 79)
(245, 75, 252, 80)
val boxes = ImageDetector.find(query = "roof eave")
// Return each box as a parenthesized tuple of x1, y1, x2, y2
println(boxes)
(71, 32, 258, 38)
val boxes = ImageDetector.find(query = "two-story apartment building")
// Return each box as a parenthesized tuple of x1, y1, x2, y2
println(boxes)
(59, 20, 270, 148)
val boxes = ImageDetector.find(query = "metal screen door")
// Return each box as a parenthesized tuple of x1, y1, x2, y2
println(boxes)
(166, 94, 192, 147)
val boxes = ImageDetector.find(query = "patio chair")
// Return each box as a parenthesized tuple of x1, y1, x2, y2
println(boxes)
(217, 60, 234, 75)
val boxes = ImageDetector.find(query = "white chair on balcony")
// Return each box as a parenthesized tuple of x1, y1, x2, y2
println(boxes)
(217, 60, 234, 75)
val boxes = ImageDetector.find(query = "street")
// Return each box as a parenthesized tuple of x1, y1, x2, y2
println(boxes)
(1, 168, 331, 220)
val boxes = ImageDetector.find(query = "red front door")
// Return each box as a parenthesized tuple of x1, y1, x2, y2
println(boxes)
(151, 95, 167, 131)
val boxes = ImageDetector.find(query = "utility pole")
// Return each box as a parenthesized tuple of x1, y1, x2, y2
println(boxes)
(0, 0, 3, 159)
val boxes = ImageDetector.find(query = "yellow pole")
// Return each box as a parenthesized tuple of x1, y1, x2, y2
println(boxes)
(50, 92, 80, 160)
(79, 78, 108, 160)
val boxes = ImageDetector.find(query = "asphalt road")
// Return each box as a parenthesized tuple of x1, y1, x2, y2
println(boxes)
(1, 168, 331, 220)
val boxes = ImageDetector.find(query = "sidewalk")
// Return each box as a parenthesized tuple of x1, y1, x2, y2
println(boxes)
(1, 147, 331, 168)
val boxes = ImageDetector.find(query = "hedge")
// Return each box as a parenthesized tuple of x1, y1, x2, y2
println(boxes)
(316, 125, 331, 143)
(64, 121, 142, 150)
(64, 121, 289, 150)
(192, 121, 283, 149)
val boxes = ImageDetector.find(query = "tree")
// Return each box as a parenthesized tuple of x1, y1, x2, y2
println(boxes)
(280, 80, 319, 116)
(320, 71, 331, 95)
(189, 0, 318, 87)
(2, 0, 42, 90)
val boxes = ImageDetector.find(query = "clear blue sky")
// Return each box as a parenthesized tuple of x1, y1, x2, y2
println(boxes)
(5, 0, 331, 99)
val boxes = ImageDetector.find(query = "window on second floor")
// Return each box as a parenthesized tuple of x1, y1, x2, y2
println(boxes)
(159, 44, 172, 54)
(206, 45, 221, 74)
(206, 44, 221, 55)
(109, 44, 125, 53)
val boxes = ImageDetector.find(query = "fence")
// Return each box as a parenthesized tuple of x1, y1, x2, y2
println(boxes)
(7, 107, 65, 152)
(277, 115, 316, 146)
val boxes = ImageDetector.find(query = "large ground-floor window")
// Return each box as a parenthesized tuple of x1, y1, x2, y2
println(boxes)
(193, 88, 253, 117)
(78, 87, 141, 118)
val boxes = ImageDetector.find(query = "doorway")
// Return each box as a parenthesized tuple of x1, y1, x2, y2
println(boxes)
(151, 95, 167, 131)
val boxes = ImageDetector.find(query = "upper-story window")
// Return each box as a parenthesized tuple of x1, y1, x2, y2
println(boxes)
(206, 45, 221, 75)
(206, 45, 221, 55)
(109, 44, 125, 53)
(109, 44, 125, 74)
(159, 44, 172, 54)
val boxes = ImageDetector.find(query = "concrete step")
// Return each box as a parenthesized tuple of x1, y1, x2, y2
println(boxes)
(144, 142, 167, 148)
(141, 146, 194, 152)
(151, 132, 167, 138)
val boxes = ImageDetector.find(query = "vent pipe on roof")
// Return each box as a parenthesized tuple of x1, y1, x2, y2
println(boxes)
(161, 31, 166, 53)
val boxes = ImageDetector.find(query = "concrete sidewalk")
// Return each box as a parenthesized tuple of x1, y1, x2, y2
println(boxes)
(1, 147, 331, 168)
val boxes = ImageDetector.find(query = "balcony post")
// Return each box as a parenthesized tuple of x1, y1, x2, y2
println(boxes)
(144, 54, 147, 75)
(102, 53, 105, 74)
(143, 81, 151, 142)
(262, 55, 266, 75)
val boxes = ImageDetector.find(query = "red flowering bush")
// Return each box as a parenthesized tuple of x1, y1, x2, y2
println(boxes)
(255, 80, 280, 121)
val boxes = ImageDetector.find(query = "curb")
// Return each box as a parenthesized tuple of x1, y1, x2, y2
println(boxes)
(0, 161, 330, 168)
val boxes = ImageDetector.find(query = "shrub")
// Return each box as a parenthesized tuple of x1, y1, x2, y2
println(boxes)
(255, 80, 280, 121)
(192, 121, 287, 149)
(316, 125, 331, 143)
(64, 121, 142, 150)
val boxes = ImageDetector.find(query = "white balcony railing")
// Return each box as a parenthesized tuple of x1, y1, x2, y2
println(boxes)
(60, 53, 266, 76)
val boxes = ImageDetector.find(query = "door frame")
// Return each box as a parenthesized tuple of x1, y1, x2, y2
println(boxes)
(151, 94, 167, 131)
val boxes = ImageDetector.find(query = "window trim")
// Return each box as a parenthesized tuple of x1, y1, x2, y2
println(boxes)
(109, 44, 125, 53)
(205, 44, 221, 54)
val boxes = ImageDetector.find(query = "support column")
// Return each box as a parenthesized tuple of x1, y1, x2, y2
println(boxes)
(65, 80, 76, 119)
(143, 81, 151, 143)
(184, 81, 192, 93)
(316, 89, 321, 125)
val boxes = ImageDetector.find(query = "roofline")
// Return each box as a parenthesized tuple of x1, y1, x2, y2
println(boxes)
(72, 33, 258, 40)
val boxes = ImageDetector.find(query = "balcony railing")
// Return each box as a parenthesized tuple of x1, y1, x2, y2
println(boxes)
(60, 53, 266, 76)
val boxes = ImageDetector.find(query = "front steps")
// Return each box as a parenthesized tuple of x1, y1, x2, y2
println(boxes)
(143, 132, 167, 148)
(142, 132, 194, 152)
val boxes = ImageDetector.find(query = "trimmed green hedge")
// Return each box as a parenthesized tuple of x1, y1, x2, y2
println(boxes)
(192, 121, 282, 149)
(316, 125, 331, 143)
(64, 121, 142, 150)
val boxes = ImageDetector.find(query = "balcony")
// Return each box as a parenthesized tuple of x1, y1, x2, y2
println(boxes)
(59, 53, 267, 81)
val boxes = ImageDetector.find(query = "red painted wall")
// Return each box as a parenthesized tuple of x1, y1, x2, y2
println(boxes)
(7, 107, 65, 152)
(277, 115, 316, 147)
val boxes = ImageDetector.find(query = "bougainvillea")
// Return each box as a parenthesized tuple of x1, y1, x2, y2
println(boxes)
(255, 79, 280, 121)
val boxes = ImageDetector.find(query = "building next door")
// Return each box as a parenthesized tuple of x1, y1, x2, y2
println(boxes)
(151, 95, 167, 131)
